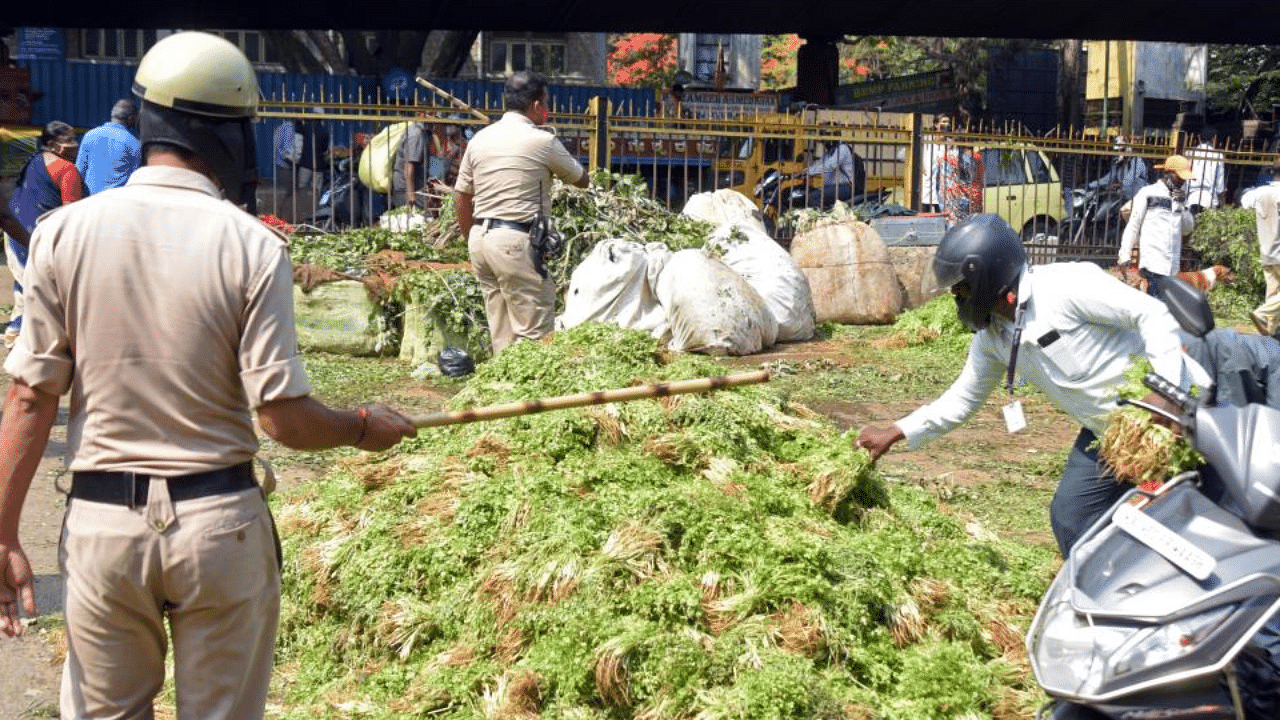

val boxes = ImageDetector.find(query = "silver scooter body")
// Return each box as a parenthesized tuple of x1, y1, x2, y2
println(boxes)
(1028, 393, 1280, 719)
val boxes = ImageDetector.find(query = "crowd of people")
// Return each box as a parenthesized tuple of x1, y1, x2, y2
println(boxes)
(270, 110, 468, 225)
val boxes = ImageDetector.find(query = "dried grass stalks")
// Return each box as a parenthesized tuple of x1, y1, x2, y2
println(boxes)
(601, 521, 670, 580)
(767, 601, 825, 656)
(593, 636, 633, 708)
(1097, 408, 1182, 485)
(587, 406, 627, 445)
(481, 670, 544, 719)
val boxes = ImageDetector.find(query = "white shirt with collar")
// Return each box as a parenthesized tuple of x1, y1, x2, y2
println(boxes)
(1186, 142, 1225, 209)
(1118, 180, 1195, 276)
(895, 262, 1185, 448)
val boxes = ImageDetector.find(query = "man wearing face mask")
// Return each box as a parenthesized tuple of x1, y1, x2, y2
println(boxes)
(453, 71, 589, 354)
(1117, 155, 1196, 300)
(6, 121, 85, 347)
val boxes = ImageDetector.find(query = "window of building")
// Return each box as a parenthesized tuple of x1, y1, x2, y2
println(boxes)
(72, 29, 157, 62)
(487, 34, 567, 78)
(211, 30, 277, 65)
(693, 34, 732, 83)
(70, 29, 278, 66)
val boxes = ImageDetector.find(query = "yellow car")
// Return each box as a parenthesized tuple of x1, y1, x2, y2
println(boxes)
(978, 145, 1066, 241)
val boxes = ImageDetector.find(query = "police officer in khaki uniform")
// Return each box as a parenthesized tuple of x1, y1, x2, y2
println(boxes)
(0, 32, 417, 718)
(454, 71, 589, 354)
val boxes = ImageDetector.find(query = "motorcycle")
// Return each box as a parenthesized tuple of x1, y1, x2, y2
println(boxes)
(1063, 181, 1130, 251)
(303, 156, 381, 230)
(1027, 281, 1280, 720)
(753, 168, 888, 239)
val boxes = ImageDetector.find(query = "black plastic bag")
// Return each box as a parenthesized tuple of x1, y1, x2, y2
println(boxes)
(437, 346, 475, 377)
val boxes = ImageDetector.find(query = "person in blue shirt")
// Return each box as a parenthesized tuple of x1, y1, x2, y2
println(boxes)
(74, 98, 141, 194)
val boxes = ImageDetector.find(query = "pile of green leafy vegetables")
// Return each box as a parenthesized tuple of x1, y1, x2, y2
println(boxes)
(272, 323, 1056, 719)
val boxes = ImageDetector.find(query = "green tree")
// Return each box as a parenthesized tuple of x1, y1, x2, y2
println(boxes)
(761, 34, 802, 90)
(1205, 44, 1280, 120)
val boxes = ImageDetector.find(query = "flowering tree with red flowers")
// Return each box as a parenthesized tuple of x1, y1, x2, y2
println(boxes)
(761, 34, 803, 90)
(607, 33, 679, 87)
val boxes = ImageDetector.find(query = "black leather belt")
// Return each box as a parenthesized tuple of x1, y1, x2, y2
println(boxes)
(70, 462, 256, 508)
(478, 217, 533, 233)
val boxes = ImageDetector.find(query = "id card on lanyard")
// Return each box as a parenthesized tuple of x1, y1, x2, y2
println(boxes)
(1003, 299, 1029, 434)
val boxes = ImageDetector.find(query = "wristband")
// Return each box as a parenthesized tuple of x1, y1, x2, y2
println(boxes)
(355, 405, 370, 447)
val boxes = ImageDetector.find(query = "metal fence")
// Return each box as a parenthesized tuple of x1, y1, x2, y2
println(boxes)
(257, 90, 1280, 268)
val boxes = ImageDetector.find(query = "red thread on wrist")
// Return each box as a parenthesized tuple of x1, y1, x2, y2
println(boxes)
(355, 405, 370, 447)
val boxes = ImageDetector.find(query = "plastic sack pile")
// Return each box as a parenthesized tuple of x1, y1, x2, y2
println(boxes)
(560, 188, 817, 356)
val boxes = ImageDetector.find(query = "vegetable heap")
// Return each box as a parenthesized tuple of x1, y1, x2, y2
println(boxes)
(272, 323, 1054, 719)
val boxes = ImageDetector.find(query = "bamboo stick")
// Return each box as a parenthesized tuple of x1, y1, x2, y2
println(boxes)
(414, 76, 490, 122)
(411, 370, 770, 429)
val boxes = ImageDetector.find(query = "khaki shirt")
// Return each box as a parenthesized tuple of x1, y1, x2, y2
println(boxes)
(4, 166, 312, 476)
(454, 111, 584, 222)
(1243, 181, 1280, 266)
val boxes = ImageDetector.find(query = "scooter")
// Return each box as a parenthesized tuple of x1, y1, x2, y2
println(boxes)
(1027, 282, 1280, 720)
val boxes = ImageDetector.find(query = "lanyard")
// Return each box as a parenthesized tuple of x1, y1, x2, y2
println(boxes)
(1005, 300, 1030, 396)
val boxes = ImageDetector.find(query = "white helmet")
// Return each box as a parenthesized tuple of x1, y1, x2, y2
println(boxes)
(133, 32, 261, 208)
(133, 32, 258, 118)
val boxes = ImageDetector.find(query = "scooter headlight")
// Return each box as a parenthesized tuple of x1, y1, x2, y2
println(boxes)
(1109, 605, 1234, 678)
(1031, 587, 1238, 699)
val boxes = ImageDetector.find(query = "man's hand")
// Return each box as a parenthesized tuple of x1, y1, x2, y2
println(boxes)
(355, 403, 418, 452)
(855, 424, 905, 463)
(0, 540, 34, 637)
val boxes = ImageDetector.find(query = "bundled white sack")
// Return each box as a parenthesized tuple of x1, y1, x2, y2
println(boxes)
(681, 189, 767, 234)
(655, 248, 778, 356)
(559, 238, 671, 337)
(706, 224, 816, 342)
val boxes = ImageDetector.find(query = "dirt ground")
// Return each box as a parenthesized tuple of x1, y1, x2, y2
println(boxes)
(0, 331, 1079, 718)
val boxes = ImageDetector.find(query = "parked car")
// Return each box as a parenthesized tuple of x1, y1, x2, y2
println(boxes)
(979, 144, 1066, 241)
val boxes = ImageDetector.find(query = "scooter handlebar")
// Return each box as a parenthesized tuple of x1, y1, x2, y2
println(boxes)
(1143, 373, 1193, 414)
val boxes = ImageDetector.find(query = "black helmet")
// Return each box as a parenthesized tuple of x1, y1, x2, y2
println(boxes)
(932, 213, 1026, 332)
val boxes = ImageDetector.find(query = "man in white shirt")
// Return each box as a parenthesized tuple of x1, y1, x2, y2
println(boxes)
(1118, 155, 1196, 299)
(857, 214, 1186, 557)
(919, 114, 951, 213)
(1242, 161, 1280, 336)
(1186, 127, 1226, 215)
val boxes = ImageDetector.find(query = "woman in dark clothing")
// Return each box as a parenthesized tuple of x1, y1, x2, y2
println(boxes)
(6, 120, 85, 346)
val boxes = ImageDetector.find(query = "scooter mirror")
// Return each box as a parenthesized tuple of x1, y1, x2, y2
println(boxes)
(1159, 276, 1214, 338)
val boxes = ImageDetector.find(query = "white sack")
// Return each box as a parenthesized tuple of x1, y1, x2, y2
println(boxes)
(559, 238, 671, 338)
(681, 189, 767, 234)
(655, 249, 777, 356)
(707, 224, 816, 342)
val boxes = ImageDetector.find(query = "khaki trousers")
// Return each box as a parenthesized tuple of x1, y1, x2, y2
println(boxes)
(1255, 264, 1280, 333)
(467, 224, 555, 353)
(59, 484, 280, 720)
